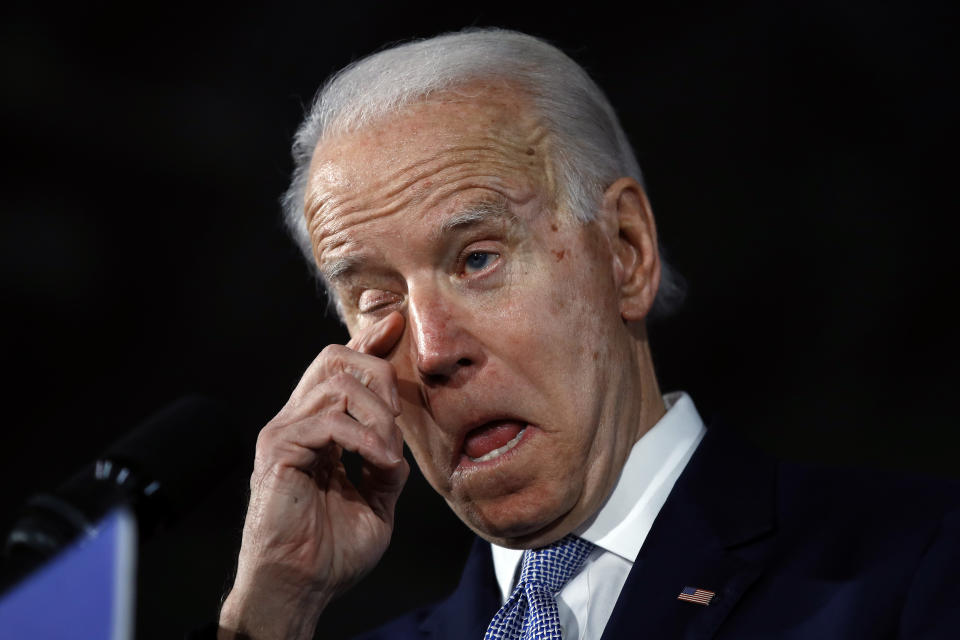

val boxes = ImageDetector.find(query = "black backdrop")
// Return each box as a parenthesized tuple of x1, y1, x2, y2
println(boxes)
(2, 1, 957, 638)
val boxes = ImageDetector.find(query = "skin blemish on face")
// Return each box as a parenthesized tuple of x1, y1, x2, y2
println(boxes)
(550, 223, 558, 232)
(526, 147, 535, 155)
(552, 249, 566, 261)
(551, 295, 566, 314)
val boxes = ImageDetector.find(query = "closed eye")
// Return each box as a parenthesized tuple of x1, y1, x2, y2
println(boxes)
(358, 289, 402, 314)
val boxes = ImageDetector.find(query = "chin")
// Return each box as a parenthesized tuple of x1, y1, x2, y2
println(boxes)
(449, 484, 581, 549)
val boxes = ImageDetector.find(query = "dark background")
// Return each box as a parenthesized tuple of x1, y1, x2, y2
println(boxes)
(1, 1, 957, 637)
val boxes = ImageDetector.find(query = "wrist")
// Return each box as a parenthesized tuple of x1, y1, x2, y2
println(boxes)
(218, 579, 330, 640)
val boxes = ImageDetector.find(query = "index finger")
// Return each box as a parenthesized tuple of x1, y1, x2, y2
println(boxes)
(285, 311, 406, 412)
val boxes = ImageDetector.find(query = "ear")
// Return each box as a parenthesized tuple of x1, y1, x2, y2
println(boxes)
(600, 177, 662, 322)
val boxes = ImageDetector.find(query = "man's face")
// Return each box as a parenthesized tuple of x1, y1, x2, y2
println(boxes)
(304, 86, 646, 547)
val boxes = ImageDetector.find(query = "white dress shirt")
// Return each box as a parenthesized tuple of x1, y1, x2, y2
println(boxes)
(490, 391, 706, 639)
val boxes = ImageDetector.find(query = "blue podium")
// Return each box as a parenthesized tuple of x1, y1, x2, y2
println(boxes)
(0, 509, 137, 640)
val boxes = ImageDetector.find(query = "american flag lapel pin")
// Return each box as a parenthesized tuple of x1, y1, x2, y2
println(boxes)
(678, 586, 715, 606)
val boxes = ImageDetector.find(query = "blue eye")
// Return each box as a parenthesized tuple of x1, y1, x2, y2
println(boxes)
(464, 251, 498, 274)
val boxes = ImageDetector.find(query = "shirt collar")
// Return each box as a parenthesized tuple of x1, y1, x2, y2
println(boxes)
(490, 391, 706, 596)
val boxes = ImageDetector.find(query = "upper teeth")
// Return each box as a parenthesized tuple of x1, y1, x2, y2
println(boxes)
(469, 427, 526, 463)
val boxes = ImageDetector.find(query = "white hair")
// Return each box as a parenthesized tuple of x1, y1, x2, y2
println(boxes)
(282, 27, 685, 317)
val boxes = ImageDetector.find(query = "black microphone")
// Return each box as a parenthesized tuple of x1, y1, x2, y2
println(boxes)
(1, 395, 244, 593)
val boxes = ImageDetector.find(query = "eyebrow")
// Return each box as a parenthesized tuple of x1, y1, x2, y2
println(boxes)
(322, 255, 362, 283)
(435, 196, 517, 238)
(321, 196, 518, 284)
(319, 240, 367, 285)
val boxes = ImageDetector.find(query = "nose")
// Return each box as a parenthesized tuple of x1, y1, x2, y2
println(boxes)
(407, 285, 478, 383)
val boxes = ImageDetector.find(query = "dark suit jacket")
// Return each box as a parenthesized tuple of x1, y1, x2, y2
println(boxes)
(356, 425, 960, 639)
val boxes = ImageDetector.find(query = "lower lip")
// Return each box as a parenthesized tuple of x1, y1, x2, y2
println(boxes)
(457, 424, 534, 471)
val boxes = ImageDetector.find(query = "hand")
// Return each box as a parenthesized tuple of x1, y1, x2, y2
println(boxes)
(218, 312, 409, 640)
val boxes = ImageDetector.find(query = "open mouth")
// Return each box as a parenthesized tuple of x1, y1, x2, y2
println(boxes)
(463, 420, 528, 463)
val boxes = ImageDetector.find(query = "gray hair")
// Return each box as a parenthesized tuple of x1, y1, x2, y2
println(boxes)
(282, 27, 685, 318)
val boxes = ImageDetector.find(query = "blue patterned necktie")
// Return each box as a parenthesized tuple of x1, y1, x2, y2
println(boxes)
(484, 535, 596, 640)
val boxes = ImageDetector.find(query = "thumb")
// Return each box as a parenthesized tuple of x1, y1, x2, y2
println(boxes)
(360, 454, 410, 521)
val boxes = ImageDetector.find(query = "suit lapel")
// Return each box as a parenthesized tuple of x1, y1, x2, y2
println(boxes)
(419, 425, 777, 639)
(601, 424, 777, 639)
(419, 536, 501, 638)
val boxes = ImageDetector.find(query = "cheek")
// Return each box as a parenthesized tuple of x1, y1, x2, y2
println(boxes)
(395, 403, 454, 493)
(388, 338, 433, 453)
(550, 251, 617, 342)
(535, 251, 621, 411)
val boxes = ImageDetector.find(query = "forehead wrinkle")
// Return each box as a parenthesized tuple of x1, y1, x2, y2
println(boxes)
(408, 143, 550, 204)
(307, 184, 418, 267)
(306, 104, 558, 270)
(380, 112, 554, 209)
(306, 166, 414, 237)
(309, 101, 553, 216)
(310, 192, 411, 242)
(394, 135, 547, 193)
(445, 125, 557, 208)
(307, 144, 477, 247)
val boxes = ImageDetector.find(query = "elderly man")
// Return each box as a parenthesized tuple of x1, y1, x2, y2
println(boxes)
(213, 29, 958, 640)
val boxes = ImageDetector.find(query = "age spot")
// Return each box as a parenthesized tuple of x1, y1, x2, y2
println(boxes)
(552, 249, 566, 261)
(550, 223, 559, 232)
(526, 147, 536, 156)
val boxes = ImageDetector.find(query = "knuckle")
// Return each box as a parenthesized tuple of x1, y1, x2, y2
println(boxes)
(359, 428, 382, 453)
(254, 424, 295, 460)
(255, 425, 276, 451)
(356, 367, 376, 389)
(319, 344, 351, 372)
(320, 343, 347, 359)
(328, 370, 357, 391)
